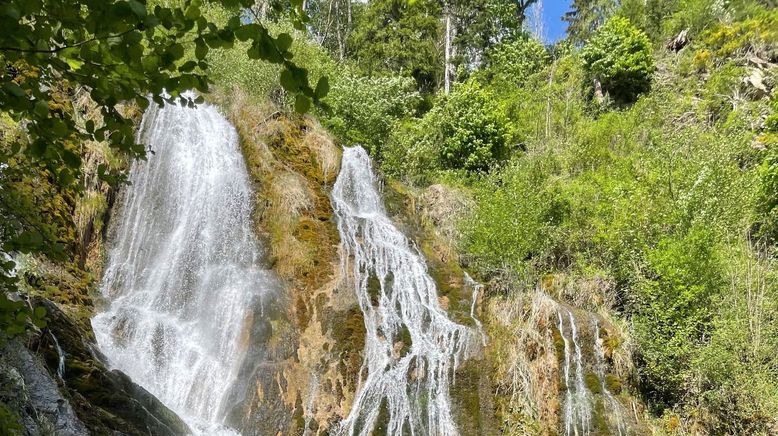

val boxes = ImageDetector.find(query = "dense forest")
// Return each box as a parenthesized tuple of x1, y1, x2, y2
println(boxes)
(1, 0, 777, 435)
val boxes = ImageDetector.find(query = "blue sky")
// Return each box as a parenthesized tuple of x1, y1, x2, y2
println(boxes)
(533, 0, 572, 42)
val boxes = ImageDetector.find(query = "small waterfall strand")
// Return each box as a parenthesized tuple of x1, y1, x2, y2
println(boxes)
(557, 309, 593, 436)
(594, 322, 626, 436)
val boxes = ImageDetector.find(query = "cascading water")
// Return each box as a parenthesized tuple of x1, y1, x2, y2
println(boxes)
(92, 98, 275, 434)
(557, 309, 593, 436)
(594, 322, 626, 436)
(557, 308, 632, 435)
(332, 146, 478, 436)
(463, 272, 487, 346)
(49, 331, 65, 381)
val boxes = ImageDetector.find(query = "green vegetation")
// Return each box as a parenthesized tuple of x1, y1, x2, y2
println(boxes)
(298, 0, 778, 432)
(582, 16, 655, 103)
(2, 0, 778, 433)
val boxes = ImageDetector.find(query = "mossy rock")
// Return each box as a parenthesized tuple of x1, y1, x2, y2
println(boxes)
(604, 373, 622, 395)
(585, 371, 603, 395)
(30, 298, 190, 435)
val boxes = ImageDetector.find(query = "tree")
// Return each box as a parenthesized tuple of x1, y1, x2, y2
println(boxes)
(563, 0, 617, 44)
(581, 16, 654, 104)
(307, 0, 353, 59)
(348, 0, 443, 93)
(481, 36, 549, 87)
(0, 0, 327, 335)
(323, 73, 419, 159)
(430, 80, 509, 171)
(450, 0, 530, 76)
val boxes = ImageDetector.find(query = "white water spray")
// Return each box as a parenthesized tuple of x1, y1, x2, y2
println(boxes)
(558, 309, 593, 436)
(92, 98, 275, 435)
(332, 146, 478, 436)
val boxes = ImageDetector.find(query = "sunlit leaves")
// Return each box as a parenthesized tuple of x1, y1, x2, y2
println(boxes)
(0, 0, 326, 192)
(0, 0, 328, 338)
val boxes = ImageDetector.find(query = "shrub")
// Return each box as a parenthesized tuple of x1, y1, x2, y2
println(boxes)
(323, 74, 419, 160)
(432, 81, 510, 172)
(481, 37, 550, 87)
(461, 156, 562, 275)
(633, 227, 724, 410)
(385, 80, 509, 176)
(700, 7, 778, 61)
(755, 144, 778, 244)
(582, 16, 655, 103)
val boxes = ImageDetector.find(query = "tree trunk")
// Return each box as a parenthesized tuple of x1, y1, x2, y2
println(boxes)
(335, 0, 345, 60)
(444, 5, 452, 94)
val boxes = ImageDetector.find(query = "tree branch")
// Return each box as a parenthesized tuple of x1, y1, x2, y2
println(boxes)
(0, 28, 136, 54)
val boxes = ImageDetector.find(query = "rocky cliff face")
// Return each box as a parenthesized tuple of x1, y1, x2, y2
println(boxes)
(0, 298, 190, 435)
(220, 91, 361, 435)
(1, 91, 649, 435)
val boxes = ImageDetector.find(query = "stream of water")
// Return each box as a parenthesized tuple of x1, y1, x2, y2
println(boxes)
(332, 146, 478, 436)
(91, 98, 274, 435)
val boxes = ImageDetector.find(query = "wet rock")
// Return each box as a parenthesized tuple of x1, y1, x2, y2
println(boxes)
(0, 339, 88, 436)
(26, 298, 190, 436)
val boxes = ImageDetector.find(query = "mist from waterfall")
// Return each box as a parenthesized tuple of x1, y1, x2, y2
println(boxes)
(92, 99, 275, 435)
(332, 146, 478, 436)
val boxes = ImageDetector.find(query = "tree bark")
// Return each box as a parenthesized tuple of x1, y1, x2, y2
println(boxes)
(444, 4, 452, 94)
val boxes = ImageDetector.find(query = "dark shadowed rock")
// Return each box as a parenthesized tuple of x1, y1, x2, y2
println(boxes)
(0, 298, 190, 436)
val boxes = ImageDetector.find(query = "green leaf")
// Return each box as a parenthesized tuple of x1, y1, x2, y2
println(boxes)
(276, 33, 293, 52)
(295, 94, 311, 113)
(33, 306, 46, 319)
(167, 43, 185, 60)
(58, 168, 75, 185)
(128, 0, 147, 18)
(195, 41, 208, 60)
(235, 24, 259, 42)
(0, 4, 21, 20)
(247, 45, 261, 60)
(280, 69, 299, 92)
(179, 60, 198, 72)
(85, 120, 95, 133)
(14, 231, 44, 252)
(61, 150, 81, 168)
(33, 100, 49, 117)
(315, 77, 329, 99)
(3, 82, 25, 98)
(142, 55, 159, 72)
(185, 5, 200, 19)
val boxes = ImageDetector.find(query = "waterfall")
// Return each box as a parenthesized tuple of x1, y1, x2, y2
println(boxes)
(463, 272, 487, 346)
(92, 98, 275, 435)
(332, 146, 477, 436)
(594, 322, 626, 436)
(49, 331, 65, 381)
(557, 309, 593, 436)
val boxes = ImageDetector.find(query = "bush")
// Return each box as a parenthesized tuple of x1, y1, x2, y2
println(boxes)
(461, 156, 559, 274)
(384, 80, 509, 176)
(755, 144, 778, 244)
(432, 81, 509, 171)
(633, 227, 724, 410)
(582, 16, 655, 103)
(700, 7, 778, 61)
(323, 74, 419, 160)
(481, 37, 550, 87)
